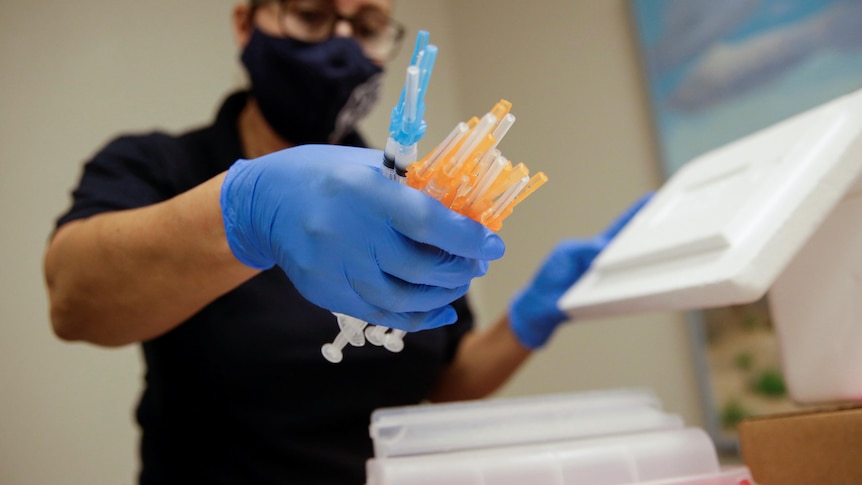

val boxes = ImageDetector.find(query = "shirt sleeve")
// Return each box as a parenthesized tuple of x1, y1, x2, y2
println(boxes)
(55, 133, 178, 228)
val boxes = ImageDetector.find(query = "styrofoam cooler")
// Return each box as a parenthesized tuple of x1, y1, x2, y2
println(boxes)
(559, 87, 862, 404)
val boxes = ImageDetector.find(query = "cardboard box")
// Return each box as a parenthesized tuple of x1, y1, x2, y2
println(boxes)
(738, 405, 862, 485)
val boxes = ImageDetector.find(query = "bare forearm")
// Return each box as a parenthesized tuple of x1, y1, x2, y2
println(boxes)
(44, 173, 258, 346)
(429, 314, 532, 402)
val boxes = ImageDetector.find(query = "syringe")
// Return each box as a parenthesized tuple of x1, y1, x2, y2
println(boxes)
(321, 37, 548, 363)
(321, 313, 370, 364)
(382, 31, 437, 184)
(322, 31, 438, 362)
(322, 99, 547, 361)
(366, 31, 438, 349)
(406, 99, 548, 231)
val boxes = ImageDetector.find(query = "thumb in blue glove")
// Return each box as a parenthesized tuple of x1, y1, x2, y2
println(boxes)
(509, 193, 652, 349)
(220, 144, 506, 332)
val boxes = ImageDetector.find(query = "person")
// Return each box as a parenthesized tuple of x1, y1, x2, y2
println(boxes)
(43, 0, 647, 483)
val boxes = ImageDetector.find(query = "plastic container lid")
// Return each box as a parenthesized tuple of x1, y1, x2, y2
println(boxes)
(369, 388, 681, 458)
(558, 87, 862, 320)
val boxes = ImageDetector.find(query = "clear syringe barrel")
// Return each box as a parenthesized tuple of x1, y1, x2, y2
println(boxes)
(382, 137, 399, 181)
(394, 143, 418, 182)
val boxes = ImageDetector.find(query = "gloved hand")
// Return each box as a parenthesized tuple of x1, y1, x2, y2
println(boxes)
(220, 144, 505, 332)
(509, 194, 652, 349)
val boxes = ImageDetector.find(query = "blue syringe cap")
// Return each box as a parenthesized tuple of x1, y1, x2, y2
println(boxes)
(389, 31, 436, 144)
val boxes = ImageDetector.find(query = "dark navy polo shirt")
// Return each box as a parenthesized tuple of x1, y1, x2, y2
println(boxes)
(56, 91, 473, 485)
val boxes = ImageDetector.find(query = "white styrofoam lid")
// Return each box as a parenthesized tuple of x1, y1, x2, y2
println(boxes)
(560, 88, 862, 319)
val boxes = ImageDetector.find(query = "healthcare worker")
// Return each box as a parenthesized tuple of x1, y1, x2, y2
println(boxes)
(43, 0, 645, 483)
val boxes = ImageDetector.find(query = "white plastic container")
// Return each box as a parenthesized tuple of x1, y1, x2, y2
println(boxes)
(559, 87, 862, 404)
(367, 427, 751, 485)
(370, 388, 679, 458)
(366, 390, 753, 485)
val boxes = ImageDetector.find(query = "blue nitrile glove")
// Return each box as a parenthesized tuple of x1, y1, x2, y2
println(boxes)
(509, 194, 652, 349)
(220, 144, 505, 332)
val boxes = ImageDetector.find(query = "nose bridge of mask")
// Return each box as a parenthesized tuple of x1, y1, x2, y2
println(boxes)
(333, 17, 353, 38)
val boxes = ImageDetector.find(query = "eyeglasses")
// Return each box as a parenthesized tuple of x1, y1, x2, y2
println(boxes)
(257, 0, 406, 63)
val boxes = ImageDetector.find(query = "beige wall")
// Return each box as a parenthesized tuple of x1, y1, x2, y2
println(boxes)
(446, 1, 701, 424)
(0, 1, 701, 483)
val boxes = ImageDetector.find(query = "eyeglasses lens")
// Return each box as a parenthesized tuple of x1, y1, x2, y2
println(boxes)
(279, 0, 404, 61)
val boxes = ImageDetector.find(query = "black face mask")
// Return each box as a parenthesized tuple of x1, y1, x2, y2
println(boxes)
(241, 28, 384, 145)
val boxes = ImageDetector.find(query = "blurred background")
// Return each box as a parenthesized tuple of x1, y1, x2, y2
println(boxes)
(0, 1, 701, 483)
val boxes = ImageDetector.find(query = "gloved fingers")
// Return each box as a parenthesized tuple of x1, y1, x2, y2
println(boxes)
(380, 187, 506, 261)
(598, 192, 653, 243)
(528, 238, 602, 293)
(508, 288, 569, 349)
(375, 306, 459, 332)
(294, 147, 505, 261)
(351, 274, 471, 313)
(507, 194, 655, 351)
(376, 236, 489, 288)
(328, 295, 458, 332)
(296, 150, 505, 262)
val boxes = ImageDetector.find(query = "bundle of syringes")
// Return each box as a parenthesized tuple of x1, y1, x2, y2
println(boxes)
(321, 31, 546, 363)
(405, 99, 547, 231)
